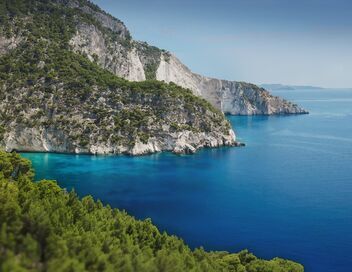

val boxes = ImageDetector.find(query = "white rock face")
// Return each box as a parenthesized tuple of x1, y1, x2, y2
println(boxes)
(0, 36, 21, 56)
(126, 49, 146, 81)
(68, 21, 307, 115)
(156, 54, 307, 115)
(5, 127, 75, 154)
(4, 127, 236, 156)
(156, 54, 203, 96)
(69, 24, 145, 81)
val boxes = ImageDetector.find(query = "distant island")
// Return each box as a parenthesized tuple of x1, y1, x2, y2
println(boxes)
(261, 84, 324, 91)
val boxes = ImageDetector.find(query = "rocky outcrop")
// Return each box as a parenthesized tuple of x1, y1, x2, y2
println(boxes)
(67, 6, 307, 115)
(0, 35, 22, 56)
(4, 127, 235, 155)
(70, 23, 146, 81)
(0, 78, 236, 155)
(156, 54, 308, 115)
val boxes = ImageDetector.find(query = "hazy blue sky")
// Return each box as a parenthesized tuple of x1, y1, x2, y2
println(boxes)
(92, 0, 352, 88)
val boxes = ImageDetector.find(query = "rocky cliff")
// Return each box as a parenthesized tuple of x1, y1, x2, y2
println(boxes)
(0, 78, 235, 155)
(0, 0, 237, 155)
(156, 54, 307, 115)
(0, 0, 306, 156)
(65, 0, 307, 115)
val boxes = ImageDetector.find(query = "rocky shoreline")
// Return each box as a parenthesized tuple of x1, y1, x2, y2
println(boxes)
(4, 129, 239, 156)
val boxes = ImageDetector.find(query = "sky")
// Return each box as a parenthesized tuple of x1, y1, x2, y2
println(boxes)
(92, 0, 352, 88)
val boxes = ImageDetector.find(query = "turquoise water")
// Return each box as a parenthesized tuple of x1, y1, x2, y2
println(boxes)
(22, 88, 352, 272)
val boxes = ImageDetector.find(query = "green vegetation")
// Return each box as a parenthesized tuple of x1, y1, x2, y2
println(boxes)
(0, 151, 304, 271)
(163, 51, 172, 63)
(0, 125, 5, 141)
(114, 108, 152, 144)
(135, 42, 164, 80)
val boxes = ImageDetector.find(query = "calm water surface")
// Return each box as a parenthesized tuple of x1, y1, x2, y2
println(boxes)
(22, 88, 352, 272)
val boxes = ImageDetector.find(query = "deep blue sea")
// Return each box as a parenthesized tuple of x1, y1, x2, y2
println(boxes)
(22, 88, 352, 272)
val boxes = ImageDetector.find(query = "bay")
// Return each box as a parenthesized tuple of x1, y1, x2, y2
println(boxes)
(22, 88, 352, 272)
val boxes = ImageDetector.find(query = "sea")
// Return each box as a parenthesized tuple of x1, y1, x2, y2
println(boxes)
(22, 88, 352, 272)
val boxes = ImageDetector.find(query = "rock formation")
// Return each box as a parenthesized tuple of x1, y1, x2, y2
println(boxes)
(0, 0, 307, 155)
(66, 1, 307, 115)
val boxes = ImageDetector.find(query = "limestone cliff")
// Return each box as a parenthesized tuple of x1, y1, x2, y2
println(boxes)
(0, 0, 306, 156)
(0, 0, 236, 155)
(65, 0, 307, 115)
(156, 54, 307, 115)
(1, 79, 235, 155)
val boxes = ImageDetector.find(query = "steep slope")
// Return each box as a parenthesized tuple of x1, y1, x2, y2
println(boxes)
(65, 0, 307, 115)
(0, 0, 235, 155)
(156, 54, 308, 115)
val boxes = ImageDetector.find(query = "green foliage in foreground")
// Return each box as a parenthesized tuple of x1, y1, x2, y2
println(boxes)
(0, 152, 304, 272)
